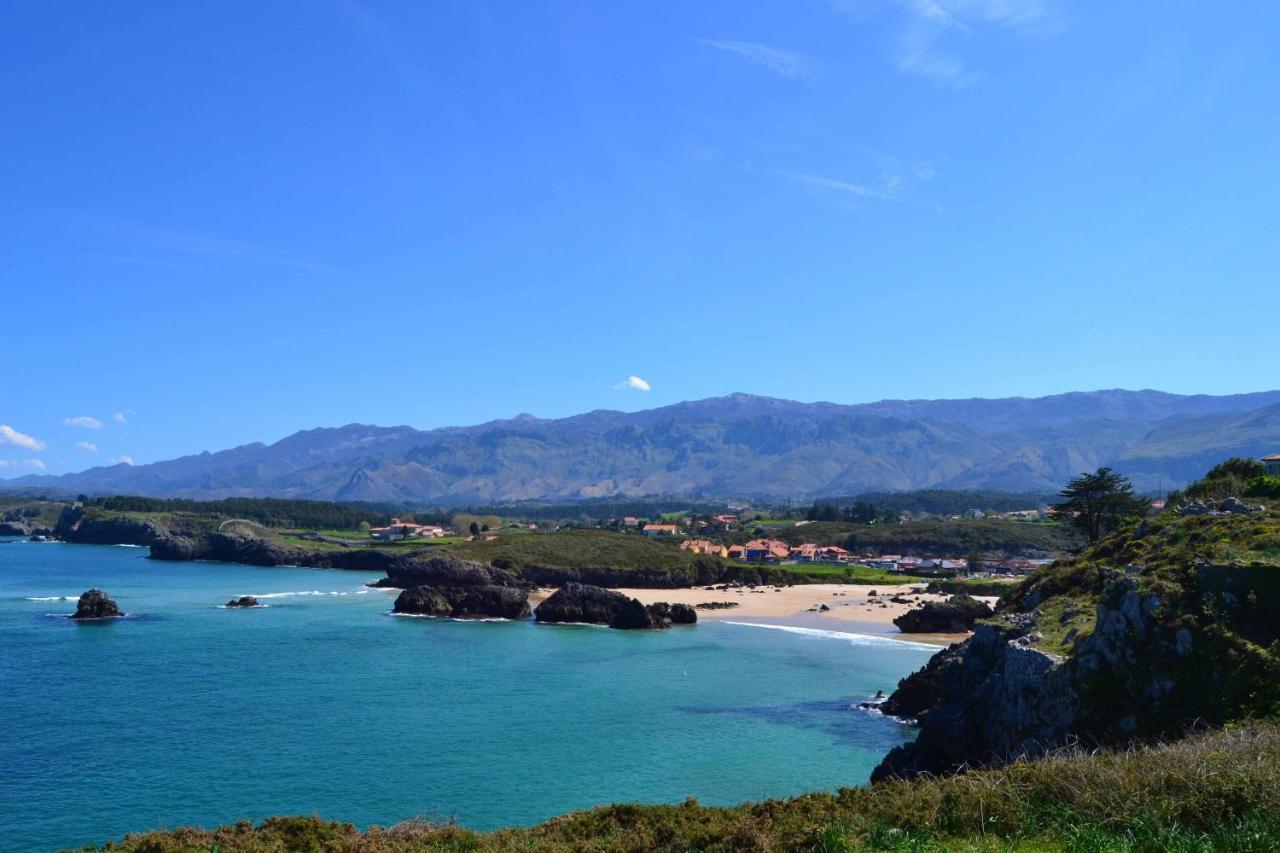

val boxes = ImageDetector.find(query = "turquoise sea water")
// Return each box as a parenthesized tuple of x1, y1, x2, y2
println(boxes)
(0, 539, 933, 852)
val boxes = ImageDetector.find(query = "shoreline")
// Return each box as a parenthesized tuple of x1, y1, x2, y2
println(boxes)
(529, 583, 987, 647)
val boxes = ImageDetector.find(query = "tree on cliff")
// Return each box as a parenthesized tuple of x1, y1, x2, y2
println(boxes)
(1051, 467, 1149, 543)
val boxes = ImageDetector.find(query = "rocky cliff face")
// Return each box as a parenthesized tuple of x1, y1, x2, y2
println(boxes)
(873, 504, 1280, 780)
(56, 506, 166, 546)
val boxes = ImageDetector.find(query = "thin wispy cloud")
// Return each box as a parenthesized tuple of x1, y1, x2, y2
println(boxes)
(75, 441, 99, 454)
(844, 0, 1061, 88)
(779, 171, 902, 202)
(63, 416, 104, 430)
(614, 375, 652, 392)
(697, 38, 815, 80)
(114, 411, 128, 425)
(0, 425, 46, 451)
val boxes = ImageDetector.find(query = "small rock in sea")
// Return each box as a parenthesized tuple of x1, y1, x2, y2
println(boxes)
(819, 604, 830, 611)
(71, 588, 121, 620)
(225, 596, 260, 608)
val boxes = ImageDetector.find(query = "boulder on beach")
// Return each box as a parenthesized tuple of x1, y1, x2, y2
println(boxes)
(534, 583, 696, 629)
(71, 589, 122, 620)
(225, 596, 261, 608)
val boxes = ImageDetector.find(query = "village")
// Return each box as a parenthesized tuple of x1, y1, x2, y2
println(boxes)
(361, 504, 1060, 578)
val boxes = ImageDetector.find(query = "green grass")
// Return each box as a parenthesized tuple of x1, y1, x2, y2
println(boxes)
(87, 722, 1280, 852)
(443, 528, 725, 573)
(777, 563, 921, 585)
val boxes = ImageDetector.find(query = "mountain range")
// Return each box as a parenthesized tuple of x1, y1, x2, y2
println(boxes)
(9, 390, 1280, 502)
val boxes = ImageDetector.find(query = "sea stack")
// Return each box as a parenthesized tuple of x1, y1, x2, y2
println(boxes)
(71, 589, 122, 620)
(535, 583, 697, 630)
(225, 596, 261, 608)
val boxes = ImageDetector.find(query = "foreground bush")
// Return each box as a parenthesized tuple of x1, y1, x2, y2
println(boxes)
(90, 722, 1280, 852)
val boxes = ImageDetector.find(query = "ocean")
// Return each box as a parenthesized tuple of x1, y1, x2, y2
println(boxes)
(0, 539, 933, 852)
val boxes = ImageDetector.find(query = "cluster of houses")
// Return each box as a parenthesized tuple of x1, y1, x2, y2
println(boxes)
(677, 535, 1053, 575)
(368, 519, 451, 541)
(632, 514, 739, 534)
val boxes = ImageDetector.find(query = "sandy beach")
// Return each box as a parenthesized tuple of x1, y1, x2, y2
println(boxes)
(528, 583, 995, 647)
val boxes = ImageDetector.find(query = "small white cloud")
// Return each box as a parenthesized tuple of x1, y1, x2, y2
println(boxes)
(697, 38, 815, 80)
(614, 375, 652, 392)
(75, 442, 99, 454)
(114, 411, 127, 424)
(23, 459, 46, 470)
(0, 425, 46, 451)
(63, 416, 104, 430)
(110, 455, 135, 466)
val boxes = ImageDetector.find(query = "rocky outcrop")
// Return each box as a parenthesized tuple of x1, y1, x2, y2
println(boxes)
(393, 584, 531, 620)
(892, 594, 993, 633)
(872, 572, 1227, 781)
(71, 588, 122, 620)
(1177, 497, 1265, 516)
(388, 555, 533, 620)
(534, 583, 696, 629)
(225, 596, 261, 608)
(0, 521, 30, 536)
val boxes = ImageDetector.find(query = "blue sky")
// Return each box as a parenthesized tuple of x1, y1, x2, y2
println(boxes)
(3, 1, 1279, 475)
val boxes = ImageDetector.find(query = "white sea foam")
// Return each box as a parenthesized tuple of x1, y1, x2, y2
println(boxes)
(245, 590, 348, 599)
(113, 544, 146, 548)
(27, 596, 76, 601)
(722, 621, 940, 650)
(216, 603, 270, 609)
(387, 611, 516, 623)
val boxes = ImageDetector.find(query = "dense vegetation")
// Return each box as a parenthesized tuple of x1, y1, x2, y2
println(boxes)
(1050, 467, 1150, 543)
(89, 723, 1280, 851)
(820, 489, 1054, 517)
(81, 496, 420, 530)
(847, 517, 1077, 555)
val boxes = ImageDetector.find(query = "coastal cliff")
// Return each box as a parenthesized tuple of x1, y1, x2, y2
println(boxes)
(873, 500, 1280, 780)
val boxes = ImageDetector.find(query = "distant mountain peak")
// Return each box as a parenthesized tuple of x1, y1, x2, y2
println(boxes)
(6, 388, 1280, 501)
